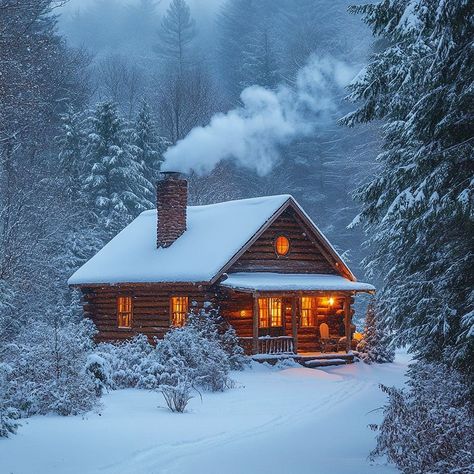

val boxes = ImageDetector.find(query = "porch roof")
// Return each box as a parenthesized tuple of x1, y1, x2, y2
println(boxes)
(220, 272, 375, 293)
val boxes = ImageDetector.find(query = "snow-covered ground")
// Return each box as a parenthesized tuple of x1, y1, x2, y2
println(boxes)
(0, 353, 410, 474)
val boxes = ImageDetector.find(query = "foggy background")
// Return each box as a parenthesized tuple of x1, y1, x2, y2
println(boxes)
(57, 0, 375, 269)
(0, 0, 377, 333)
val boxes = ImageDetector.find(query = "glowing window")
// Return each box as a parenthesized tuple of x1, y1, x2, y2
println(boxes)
(258, 297, 282, 328)
(301, 297, 318, 327)
(171, 296, 189, 327)
(275, 235, 290, 256)
(117, 296, 132, 328)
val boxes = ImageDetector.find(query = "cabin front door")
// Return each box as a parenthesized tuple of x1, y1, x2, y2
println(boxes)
(257, 296, 285, 337)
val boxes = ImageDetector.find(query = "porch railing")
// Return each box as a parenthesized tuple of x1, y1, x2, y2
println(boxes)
(258, 336, 295, 354)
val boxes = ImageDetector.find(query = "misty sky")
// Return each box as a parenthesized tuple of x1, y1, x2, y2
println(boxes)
(59, 0, 224, 21)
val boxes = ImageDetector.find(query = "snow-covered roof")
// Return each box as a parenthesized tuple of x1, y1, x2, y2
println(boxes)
(68, 195, 291, 285)
(220, 273, 375, 293)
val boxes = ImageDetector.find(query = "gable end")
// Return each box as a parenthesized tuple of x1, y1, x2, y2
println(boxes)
(230, 206, 343, 274)
(212, 198, 354, 282)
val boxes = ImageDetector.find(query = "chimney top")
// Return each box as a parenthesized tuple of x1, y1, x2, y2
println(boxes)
(159, 171, 184, 178)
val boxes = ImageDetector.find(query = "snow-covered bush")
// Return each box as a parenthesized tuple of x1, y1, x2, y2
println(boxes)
(161, 380, 194, 413)
(6, 318, 98, 416)
(221, 324, 248, 370)
(370, 362, 474, 474)
(155, 323, 231, 393)
(95, 334, 154, 389)
(188, 302, 248, 370)
(0, 363, 19, 438)
(356, 299, 394, 364)
(85, 354, 112, 396)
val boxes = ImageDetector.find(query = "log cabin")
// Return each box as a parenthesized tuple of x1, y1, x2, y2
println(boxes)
(68, 172, 375, 358)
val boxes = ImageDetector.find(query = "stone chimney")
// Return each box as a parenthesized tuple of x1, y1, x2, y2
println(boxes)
(156, 172, 187, 248)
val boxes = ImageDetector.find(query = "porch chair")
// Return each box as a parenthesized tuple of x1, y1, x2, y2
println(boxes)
(319, 322, 339, 353)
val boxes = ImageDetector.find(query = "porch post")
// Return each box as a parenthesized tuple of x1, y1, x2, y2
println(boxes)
(291, 296, 298, 354)
(252, 293, 259, 355)
(344, 295, 351, 353)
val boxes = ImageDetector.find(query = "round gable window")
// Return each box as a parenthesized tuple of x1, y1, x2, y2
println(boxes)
(275, 235, 290, 256)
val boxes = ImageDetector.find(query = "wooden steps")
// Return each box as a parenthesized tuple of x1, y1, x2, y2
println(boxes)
(251, 352, 355, 367)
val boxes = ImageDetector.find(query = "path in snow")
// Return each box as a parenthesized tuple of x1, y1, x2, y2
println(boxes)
(0, 353, 409, 474)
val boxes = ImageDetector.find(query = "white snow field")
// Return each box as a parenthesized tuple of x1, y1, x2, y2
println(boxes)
(0, 353, 409, 474)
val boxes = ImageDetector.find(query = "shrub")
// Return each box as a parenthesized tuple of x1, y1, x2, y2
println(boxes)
(154, 323, 231, 392)
(95, 334, 154, 389)
(161, 378, 194, 413)
(85, 354, 112, 396)
(187, 302, 248, 370)
(370, 362, 474, 473)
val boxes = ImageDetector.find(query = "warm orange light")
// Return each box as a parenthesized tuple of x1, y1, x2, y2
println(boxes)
(328, 297, 334, 306)
(171, 296, 188, 327)
(117, 296, 132, 328)
(275, 235, 290, 256)
(353, 332, 363, 342)
(240, 310, 247, 317)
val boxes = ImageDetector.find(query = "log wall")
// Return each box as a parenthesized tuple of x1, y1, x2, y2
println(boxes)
(81, 284, 355, 354)
(81, 284, 215, 343)
(229, 207, 337, 274)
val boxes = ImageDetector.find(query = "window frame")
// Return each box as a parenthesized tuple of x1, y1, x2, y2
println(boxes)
(258, 297, 283, 328)
(170, 296, 189, 327)
(300, 296, 319, 327)
(117, 296, 133, 329)
(274, 235, 290, 256)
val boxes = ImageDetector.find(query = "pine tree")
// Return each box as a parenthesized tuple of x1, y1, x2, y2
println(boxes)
(57, 106, 88, 203)
(85, 102, 149, 238)
(131, 100, 167, 200)
(357, 299, 394, 364)
(155, 0, 196, 75)
(217, 0, 280, 98)
(342, 0, 474, 376)
(241, 28, 279, 90)
(7, 316, 98, 417)
(0, 363, 19, 438)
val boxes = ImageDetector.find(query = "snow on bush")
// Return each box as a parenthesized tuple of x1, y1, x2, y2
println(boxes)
(356, 299, 394, 364)
(161, 382, 194, 413)
(155, 322, 231, 393)
(6, 318, 98, 417)
(85, 354, 112, 396)
(92, 303, 247, 399)
(0, 363, 19, 438)
(370, 362, 474, 474)
(187, 302, 248, 371)
(94, 334, 155, 389)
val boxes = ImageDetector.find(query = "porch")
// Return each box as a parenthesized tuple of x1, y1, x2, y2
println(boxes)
(220, 272, 375, 358)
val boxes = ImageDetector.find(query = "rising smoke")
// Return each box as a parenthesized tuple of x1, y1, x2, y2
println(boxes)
(162, 56, 355, 176)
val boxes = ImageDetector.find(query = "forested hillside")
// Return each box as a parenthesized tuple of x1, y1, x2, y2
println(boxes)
(0, 0, 376, 346)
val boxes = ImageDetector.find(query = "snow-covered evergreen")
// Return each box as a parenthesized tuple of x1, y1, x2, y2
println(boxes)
(57, 106, 89, 203)
(344, 2, 474, 472)
(343, 0, 474, 376)
(370, 362, 474, 474)
(356, 299, 394, 364)
(84, 101, 151, 238)
(6, 317, 98, 417)
(0, 363, 19, 438)
(131, 100, 168, 199)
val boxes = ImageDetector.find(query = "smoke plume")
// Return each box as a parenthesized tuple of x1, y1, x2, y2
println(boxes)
(162, 56, 355, 176)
